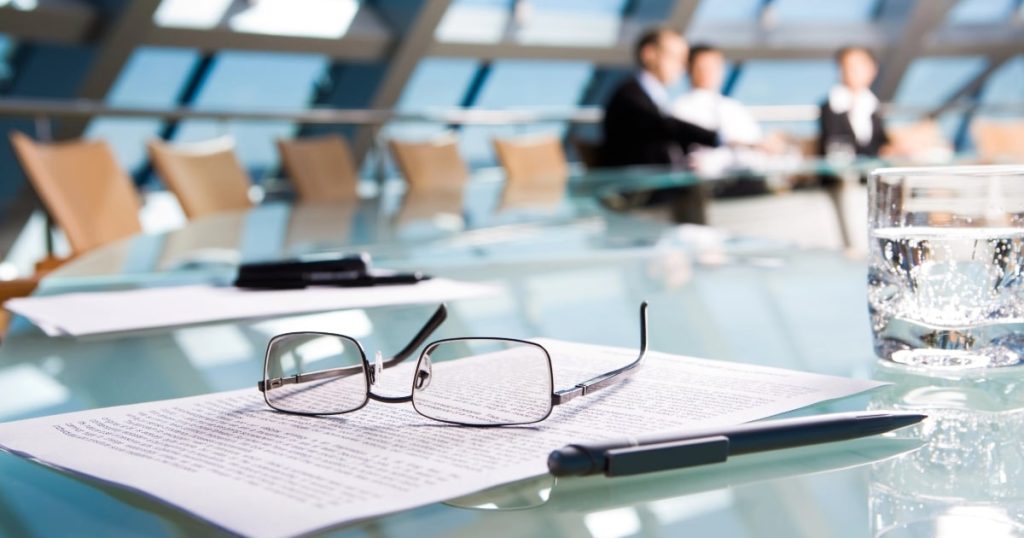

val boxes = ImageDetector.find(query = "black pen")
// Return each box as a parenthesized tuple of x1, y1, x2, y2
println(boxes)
(547, 411, 926, 477)
(331, 271, 431, 287)
(235, 270, 430, 289)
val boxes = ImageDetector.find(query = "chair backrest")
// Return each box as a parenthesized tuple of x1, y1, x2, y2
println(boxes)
(276, 134, 358, 203)
(972, 120, 1024, 163)
(9, 131, 142, 254)
(493, 135, 570, 186)
(887, 120, 953, 161)
(388, 136, 468, 192)
(147, 137, 253, 219)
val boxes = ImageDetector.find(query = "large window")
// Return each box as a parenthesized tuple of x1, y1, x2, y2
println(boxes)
(436, 0, 628, 47)
(85, 47, 200, 173)
(690, 0, 761, 24)
(730, 60, 836, 134)
(515, 0, 627, 47)
(172, 51, 327, 175)
(894, 56, 988, 108)
(945, 0, 1019, 25)
(770, 0, 877, 22)
(153, 0, 361, 38)
(458, 60, 592, 166)
(435, 0, 509, 43)
(979, 55, 1024, 107)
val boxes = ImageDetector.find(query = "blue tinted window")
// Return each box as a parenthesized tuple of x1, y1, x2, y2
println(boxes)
(374, 58, 479, 178)
(174, 51, 327, 173)
(771, 0, 876, 22)
(396, 58, 481, 111)
(729, 60, 835, 134)
(154, 0, 233, 28)
(964, 55, 1024, 151)
(894, 56, 988, 107)
(517, 0, 627, 46)
(435, 0, 509, 43)
(945, 0, 1017, 24)
(730, 60, 834, 105)
(85, 47, 199, 171)
(103, 47, 200, 107)
(155, 0, 361, 36)
(228, 0, 361, 38)
(459, 60, 592, 166)
(388, 57, 480, 141)
(690, 0, 760, 24)
(980, 55, 1024, 106)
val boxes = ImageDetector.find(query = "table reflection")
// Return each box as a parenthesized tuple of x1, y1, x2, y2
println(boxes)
(869, 361, 1024, 536)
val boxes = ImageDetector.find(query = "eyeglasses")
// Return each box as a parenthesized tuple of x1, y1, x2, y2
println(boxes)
(257, 302, 648, 426)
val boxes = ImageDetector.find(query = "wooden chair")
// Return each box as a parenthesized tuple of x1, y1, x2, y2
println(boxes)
(147, 137, 253, 219)
(388, 136, 468, 192)
(887, 120, 953, 163)
(0, 278, 39, 341)
(492, 135, 570, 187)
(276, 134, 359, 203)
(9, 131, 142, 255)
(972, 120, 1024, 163)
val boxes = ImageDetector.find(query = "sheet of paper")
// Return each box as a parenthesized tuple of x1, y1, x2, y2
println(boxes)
(4, 279, 498, 336)
(0, 340, 885, 537)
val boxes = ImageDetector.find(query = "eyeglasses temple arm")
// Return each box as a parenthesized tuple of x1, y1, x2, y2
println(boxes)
(552, 301, 648, 405)
(258, 364, 361, 392)
(381, 303, 447, 369)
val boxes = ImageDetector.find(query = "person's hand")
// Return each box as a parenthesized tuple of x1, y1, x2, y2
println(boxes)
(757, 132, 789, 155)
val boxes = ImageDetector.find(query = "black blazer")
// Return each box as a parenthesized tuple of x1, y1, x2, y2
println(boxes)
(817, 101, 890, 157)
(599, 77, 719, 168)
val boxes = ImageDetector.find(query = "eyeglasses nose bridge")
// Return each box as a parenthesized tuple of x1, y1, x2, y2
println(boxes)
(414, 354, 432, 390)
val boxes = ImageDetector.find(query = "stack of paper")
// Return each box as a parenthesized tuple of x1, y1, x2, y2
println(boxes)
(0, 340, 884, 537)
(4, 279, 498, 336)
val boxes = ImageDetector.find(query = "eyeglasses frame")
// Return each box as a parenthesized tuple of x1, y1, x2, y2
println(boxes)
(258, 301, 649, 426)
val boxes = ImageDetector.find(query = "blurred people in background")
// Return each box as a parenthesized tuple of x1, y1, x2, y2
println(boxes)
(672, 42, 790, 183)
(599, 28, 719, 168)
(818, 46, 891, 157)
(672, 43, 762, 146)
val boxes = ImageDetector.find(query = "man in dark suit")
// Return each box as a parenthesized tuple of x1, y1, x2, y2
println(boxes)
(600, 28, 720, 168)
(817, 46, 891, 157)
(597, 28, 720, 222)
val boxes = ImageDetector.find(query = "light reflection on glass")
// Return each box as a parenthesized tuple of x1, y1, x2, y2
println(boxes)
(175, 325, 255, 367)
(250, 309, 373, 339)
(869, 361, 1024, 537)
(0, 364, 70, 419)
(583, 507, 642, 538)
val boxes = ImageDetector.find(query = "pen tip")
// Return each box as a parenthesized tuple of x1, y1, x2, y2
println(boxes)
(888, 412, 928, 429)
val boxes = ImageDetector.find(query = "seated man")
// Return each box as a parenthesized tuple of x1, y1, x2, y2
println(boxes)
(818, 46, 890, 157)
(599, 28, 720, 168)
(672, 43, 762, 146)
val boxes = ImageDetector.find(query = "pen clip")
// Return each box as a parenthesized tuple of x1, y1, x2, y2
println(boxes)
(605, 435, 730, 477)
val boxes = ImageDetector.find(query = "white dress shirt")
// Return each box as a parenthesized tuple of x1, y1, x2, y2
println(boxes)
(637, 71, 672, 113)
(672, 89, 762, 145)
(827, 85, 879, 146)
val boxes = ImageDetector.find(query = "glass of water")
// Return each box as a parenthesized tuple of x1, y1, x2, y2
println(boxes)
(869, 165, 1024, 368)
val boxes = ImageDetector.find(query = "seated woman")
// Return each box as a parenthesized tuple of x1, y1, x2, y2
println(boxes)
(818, 46, 892, 157)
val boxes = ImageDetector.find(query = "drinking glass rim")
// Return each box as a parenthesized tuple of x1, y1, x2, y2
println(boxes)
(871, 164, 1024, 177)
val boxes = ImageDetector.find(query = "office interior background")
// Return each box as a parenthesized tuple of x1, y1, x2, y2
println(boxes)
(0, 0, 1022, 274)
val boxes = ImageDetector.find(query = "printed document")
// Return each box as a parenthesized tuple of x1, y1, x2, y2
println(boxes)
(4, 279, 497, 336)
(0, 340, 885, 537)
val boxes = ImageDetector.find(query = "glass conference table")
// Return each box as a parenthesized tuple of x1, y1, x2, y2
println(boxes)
(2, 172, 1019, 537)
